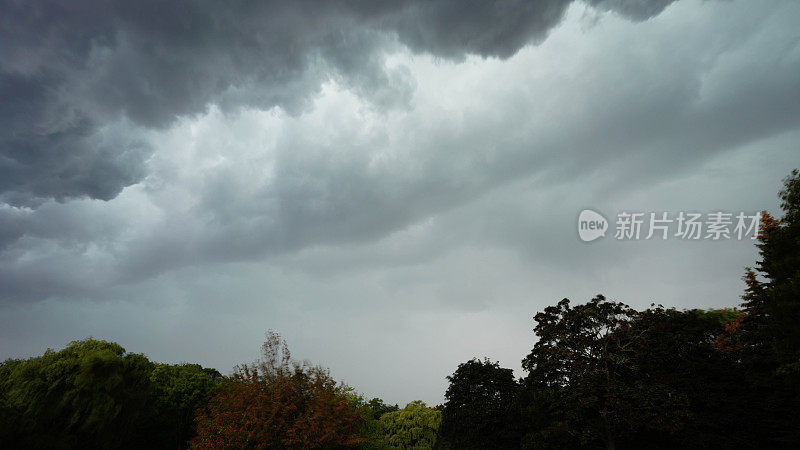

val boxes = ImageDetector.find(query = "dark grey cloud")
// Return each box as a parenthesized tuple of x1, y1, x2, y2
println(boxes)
(589, 0, 678, 20)
(387, 0, 573, 59)
(1, 0, 677, 206)
(387, 0, 679, 59)
(0, 0, 795, 306)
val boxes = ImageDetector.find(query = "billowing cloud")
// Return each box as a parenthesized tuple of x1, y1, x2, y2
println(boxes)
(1, 0, 677, 206)
(589, 0, 678, 20)
(2, 0, 799, 304)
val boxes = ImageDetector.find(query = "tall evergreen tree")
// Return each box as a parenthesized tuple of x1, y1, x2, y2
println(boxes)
(737, 169, 800, 446)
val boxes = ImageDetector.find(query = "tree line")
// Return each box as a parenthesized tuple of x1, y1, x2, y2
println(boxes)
(1, 169, 798, 448)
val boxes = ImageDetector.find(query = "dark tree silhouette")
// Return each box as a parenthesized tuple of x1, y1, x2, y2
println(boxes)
(438, 358, 521, 449)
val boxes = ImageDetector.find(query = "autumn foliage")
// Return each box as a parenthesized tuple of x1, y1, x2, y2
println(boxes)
(712, 307, 744, 353)
(190, 332, 365, 449)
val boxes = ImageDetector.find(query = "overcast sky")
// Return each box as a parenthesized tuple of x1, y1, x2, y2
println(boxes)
(1, 0, 799, 406)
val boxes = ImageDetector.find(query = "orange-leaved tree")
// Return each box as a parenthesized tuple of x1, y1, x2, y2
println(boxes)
(190, 331, 366, 449)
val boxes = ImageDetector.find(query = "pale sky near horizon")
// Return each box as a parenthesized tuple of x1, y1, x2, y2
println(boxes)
(1, 0, 799, 406)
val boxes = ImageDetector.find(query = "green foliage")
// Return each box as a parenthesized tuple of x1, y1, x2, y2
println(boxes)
(0, 339, 222, 449)
(747, 169, 800, 372)
(345, 394, 401, 450)
(376, 401, 440, 449)
(779, 168, 800, 225)
(438, 358, 520, 449)
(522, 296, 637, 388)
(522, 296, 643, 449)
(520, 298, 753, 449)
(624, 307, 752, 448)
(366, 397, 400, 420)
(150, 363, 222, 448)
(0, 339, 159, 448)
(691, 307, 744, 325)
(734, 169, 800, 445)
(0, 358, 24, 444)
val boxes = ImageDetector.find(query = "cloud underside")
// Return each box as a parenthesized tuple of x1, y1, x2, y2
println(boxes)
(1, 0, 798, 303)
(0, 0, 679, 206)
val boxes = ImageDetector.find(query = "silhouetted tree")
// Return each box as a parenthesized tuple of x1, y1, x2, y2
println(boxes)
(736, 169, 800, 446)
(438, 358, 521, 449)
(519, 298, 744, 449)
(522, 296, 643, 450)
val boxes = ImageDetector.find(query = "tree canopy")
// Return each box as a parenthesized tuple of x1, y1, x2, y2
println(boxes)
(438, 358, 520, 449)
(0, 339, 219, 449)
(377, 400, 441, 449)
(190, 331, 366, 449)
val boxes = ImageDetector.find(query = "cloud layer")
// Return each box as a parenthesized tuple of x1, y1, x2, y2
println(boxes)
(1, 0, 679, 205)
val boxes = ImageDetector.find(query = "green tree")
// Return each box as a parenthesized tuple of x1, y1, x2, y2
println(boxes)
(365, 397, 399, 420)
(0, 358, 24, 445)
(519, 297, 733, 449)
(150, 363, 222, 448)
(0, 339, 223, 449)
(736, 169, 800, 445)
(522, 296, 641, 450)
(519, 300, 768, 449)
(0, 339, 160, 449)
(742, 169, 800, 372)
(378, 401, 440, 449)
(624, 307, 752, 448)
(352, 396, 401, 449)
(438, 358, 520, 449)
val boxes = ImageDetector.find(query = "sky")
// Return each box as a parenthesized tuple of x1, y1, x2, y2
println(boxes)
(1, 0, 799, 406)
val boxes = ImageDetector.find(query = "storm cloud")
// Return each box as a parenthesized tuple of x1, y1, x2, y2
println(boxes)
(0, 0, 679, 206)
